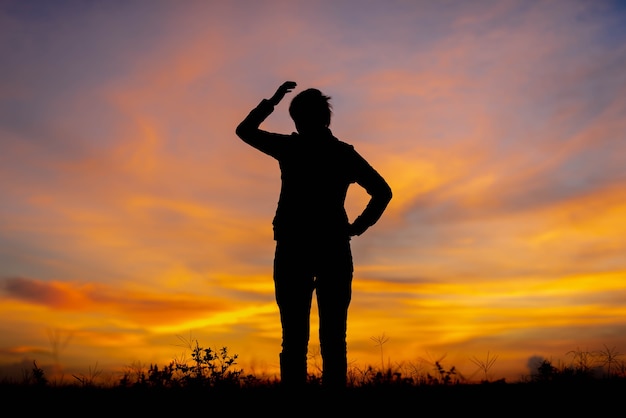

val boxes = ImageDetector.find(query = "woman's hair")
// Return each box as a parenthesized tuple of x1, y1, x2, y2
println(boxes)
(289, 88, 332, 130)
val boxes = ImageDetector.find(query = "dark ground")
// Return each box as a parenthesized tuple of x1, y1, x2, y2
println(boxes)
(2, 380, 625, 416)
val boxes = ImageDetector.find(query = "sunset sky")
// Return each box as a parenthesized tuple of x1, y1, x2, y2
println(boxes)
(2, 0, 626, 383)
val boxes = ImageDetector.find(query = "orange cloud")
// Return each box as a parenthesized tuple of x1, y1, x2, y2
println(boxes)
(1, 276, 236, 327)
(1, 277, 92, 310)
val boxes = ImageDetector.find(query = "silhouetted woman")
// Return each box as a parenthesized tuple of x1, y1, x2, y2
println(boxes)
(236, 81, 392, 389)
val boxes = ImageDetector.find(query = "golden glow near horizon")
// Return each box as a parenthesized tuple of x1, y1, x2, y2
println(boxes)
(1, 0, 626, 383)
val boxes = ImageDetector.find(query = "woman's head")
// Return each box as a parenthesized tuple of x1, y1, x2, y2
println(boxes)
(289, 88, 332, 133)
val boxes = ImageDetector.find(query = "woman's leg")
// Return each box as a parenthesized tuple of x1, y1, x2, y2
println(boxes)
(315, 240, 353, 388)
(273, 241, 315, 387)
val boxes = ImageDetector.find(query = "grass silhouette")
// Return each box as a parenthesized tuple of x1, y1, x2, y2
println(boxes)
(2, 340, 626, 415)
